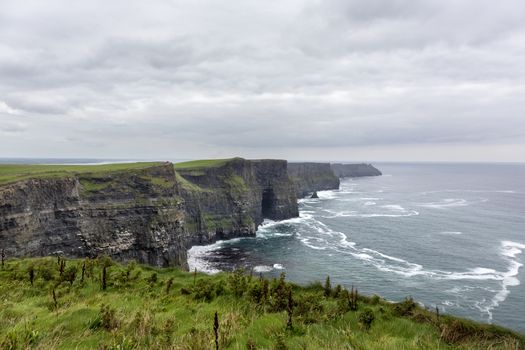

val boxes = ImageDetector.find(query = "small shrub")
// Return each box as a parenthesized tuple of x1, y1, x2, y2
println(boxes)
(147, 273, 158, 286)
(358, 308, 375, 330)
(295, 293, 324, 323)
(323, 276, 331, 297)
(270, 273, 289, 312)
(228, 268, 247, 298)
(166, 277, 174, 294)
(63, 265, 77, 285)
(193, 279, 216, 301)
(180, 287, 191, 295)
(333, 284, 342, 298)
(39, 266, 54, 281)
(370, 294, 380, 305)
(91, 304, 119, 331)
(249, 280, 264, 304)
(131, 310, 153, 337)
(393, 297, 416, 317)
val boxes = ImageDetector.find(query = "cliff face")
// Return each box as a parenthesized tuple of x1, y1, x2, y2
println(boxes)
(0, 159, 299, 268)
(0, 164, 188, 267)
(287, 162, 340, 198)
(176, 158, 298, 246)
(330, 163, 382, 178)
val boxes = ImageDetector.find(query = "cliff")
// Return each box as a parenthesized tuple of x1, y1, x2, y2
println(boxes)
(287, 162, 340, 198)
(330, 163, 382, 178)
(175, 158, 298, 246)
(0, 159, 299, 268)
(0, 164, 188, 267)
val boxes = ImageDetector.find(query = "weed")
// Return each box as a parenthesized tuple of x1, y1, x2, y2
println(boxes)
(358, 308, 375, 330)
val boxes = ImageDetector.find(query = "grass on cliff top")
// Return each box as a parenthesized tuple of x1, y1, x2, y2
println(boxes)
(173, 158, 239, 170)
(1, 257, 523, 350)
(0, 162, 163, 185)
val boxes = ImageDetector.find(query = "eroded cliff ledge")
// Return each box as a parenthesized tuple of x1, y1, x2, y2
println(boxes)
(0, 159, 298, 268)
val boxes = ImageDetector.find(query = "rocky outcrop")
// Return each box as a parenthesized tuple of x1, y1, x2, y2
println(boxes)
(330, 163, 382, 178)
(0, 159, 299, 268)
(287, 162, 340, 198)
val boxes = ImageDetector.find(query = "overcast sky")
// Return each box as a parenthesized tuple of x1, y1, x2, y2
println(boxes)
(1, 0, 524, 162)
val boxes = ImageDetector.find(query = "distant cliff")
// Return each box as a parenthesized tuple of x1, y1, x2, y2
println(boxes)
(330, 163, 382, 178)
(287, 162, 340, 198)
(0, 159, 298, 268)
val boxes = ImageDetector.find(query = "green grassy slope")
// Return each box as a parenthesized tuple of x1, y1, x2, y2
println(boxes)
(173, 158, 236, 170)
(0, 257, 522, 350)
(0, 162, 163, 185)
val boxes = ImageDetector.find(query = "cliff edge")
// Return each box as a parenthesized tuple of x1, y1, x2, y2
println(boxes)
(330, 163, 382, 178)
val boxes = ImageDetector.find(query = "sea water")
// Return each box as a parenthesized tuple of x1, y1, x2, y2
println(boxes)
(189, 162, 525, 332)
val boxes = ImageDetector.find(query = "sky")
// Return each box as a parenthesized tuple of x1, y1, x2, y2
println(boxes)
(1, 0, 525, 162)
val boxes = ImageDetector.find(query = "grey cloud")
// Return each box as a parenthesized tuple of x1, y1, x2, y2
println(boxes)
(0, 0, 524, 161)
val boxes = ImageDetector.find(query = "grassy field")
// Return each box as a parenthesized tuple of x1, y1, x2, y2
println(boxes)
(173, 159, 236, 170)
(0, 162, 163, 185)
(0, 257, 523, 350)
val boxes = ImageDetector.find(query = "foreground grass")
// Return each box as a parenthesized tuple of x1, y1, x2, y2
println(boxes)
(0, 163, 163, 185)
(0, 258, 523, 350)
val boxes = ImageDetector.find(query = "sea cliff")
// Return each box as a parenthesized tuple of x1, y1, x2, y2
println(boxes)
(0, 158, 381, 268)
(287, 162, 340, 198)
(0, 159, 298, 268)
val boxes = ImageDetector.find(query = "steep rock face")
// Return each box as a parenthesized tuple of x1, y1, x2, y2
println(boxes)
(330, 163, 382, 178)
(0, 159, 299, 268)
(176, 158, 298, 246)
(0, 165, 188, 267)
(287, 162, 340, 198)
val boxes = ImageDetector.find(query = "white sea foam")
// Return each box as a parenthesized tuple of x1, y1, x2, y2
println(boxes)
(418, 198, 469, 209)
(439, 231, 463, 235)
(273, 263, 284, 270)
(187, 243, 223, 274)
(317, 190, 338, 199)
(253, 265, 273, 273)
(321, 204, 419, 218)
(364, 201, 376, 206)
(380, 204, 405, 211)
(422, 189, 516, 195)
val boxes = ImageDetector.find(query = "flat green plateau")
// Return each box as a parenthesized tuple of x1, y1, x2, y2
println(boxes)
(173, 158, 237, 170)
(1, 257, 523, 349)
(0, 162, 163, 185)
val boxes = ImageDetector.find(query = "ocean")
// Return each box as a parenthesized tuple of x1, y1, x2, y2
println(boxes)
(188, 162, 525, 332)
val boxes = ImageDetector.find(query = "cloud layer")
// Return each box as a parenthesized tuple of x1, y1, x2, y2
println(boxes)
(1, 0, 524, 161)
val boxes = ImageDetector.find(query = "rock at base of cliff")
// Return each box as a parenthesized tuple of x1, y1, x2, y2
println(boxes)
(311, 191, 319, 199)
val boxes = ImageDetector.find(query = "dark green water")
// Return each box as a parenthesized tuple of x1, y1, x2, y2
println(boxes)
(189, 163, 525, 332)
